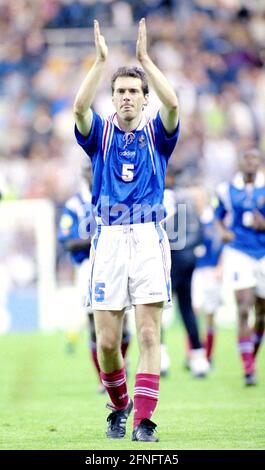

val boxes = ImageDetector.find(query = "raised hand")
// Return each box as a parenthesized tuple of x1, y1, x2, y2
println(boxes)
(136, 18, 148, 63)
(94, 20, 108, 62)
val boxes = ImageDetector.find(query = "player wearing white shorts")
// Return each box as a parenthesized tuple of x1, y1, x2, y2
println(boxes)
(58, 164, 132, 392)
(73, 19, 180, 441)
(215, 148, 265, 386)
(191, 192, 223, 365)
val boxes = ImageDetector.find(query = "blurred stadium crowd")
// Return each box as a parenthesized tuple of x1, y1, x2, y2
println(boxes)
(0, 0, 265, 282)
(1, 0, 265, 196)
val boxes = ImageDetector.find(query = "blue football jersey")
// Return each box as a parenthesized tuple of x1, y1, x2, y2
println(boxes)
(195, 207, 223, 268)
(215, 172, 265, 259)
(75, 111, 180, 225)
(58, 189, 96, 264)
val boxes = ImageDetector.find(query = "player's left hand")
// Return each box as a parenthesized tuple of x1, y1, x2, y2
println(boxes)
(253, 210, 265, 231)
(136, 18, 148, 63)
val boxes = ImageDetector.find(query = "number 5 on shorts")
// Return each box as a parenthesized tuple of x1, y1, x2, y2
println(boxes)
(95, 282, 105, 302)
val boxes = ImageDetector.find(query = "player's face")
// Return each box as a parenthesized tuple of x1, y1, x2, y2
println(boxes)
(112, 76, 148, 122)
(240, 151, 260, 176)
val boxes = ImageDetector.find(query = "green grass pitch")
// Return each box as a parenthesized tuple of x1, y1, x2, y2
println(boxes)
(1, 324, 264, 450)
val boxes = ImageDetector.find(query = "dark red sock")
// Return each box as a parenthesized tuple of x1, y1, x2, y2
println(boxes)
(238, 336, 255, 375)
(206, 328, 215, 362)
(133, 373, 160, 428)
(100, 368, 128, 410)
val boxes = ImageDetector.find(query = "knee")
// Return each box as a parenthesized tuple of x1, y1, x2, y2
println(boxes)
(138, 325, 158, 349)
(238, 303, 250, 321)
(97, 333, 120, 355)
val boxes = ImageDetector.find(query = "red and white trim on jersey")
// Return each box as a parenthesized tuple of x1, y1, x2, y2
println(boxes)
(102, 118, 115, 161)
(104, 112, 156, 173)
(144, 119, 156, 175)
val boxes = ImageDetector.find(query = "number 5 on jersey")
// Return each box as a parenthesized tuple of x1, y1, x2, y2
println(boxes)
(122, 163, 134, 182)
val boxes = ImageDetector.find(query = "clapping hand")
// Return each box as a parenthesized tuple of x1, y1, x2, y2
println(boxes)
(94, 20, 108, 62)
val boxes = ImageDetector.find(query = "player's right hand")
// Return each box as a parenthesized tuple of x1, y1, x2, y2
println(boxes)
(94, 20, 108, 61)
(136, 18, 148, 63)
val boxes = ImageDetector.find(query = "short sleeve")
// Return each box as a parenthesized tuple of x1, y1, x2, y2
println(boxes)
(74, 111, 104, 159)
(214, 183, 230, 221)
(57, 208, 78, 243)
(152, 112, 180, 161)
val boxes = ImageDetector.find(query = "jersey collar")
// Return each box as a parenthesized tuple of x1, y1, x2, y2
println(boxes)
(110, 112, 149, 131)
(233, 171, 265, 189)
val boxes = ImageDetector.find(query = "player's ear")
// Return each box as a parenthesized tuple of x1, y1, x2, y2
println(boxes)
(144, 94, 149, 107)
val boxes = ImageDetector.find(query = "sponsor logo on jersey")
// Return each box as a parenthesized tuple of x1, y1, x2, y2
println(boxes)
(119, 150, 136, 158)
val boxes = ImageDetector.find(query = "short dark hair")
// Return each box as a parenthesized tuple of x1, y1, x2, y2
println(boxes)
(239, 147, 261, 161)
(111, 66, 149, 95)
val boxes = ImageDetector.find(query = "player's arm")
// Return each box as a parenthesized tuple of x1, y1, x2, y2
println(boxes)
(73, 20, 108, 137)
(213, 191, 235, 243)
(136, 18, 179, 134)
(215, 218, 235, 243)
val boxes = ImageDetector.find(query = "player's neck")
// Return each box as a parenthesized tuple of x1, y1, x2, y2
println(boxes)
(244, 173, 255, 184)
(117, 114, 142, 132)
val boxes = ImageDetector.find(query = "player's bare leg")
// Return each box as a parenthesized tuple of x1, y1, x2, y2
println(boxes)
(253, 296, 265, 357)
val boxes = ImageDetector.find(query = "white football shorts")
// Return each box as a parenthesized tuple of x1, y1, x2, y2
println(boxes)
(89, 222, 171, 310)
(222, 246, 265, 298)
(192, 266, 222, 315)
(76, 258, 93, 314)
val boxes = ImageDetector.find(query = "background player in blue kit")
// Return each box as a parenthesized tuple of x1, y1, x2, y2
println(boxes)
(191, 185, 224, 366)
(73, 18, 179, 441)
(58, 163, 131, 393)
(215, 148, 265, 386)
(163, 169, 210, 378)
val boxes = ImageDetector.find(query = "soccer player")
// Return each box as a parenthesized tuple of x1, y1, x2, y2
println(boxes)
(73, 18, 180, 441)
(58, 162, 131, 393)
(163, 169, 210, 378)
(191, 186, 223, 365)
(215, 148, 265, 386)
